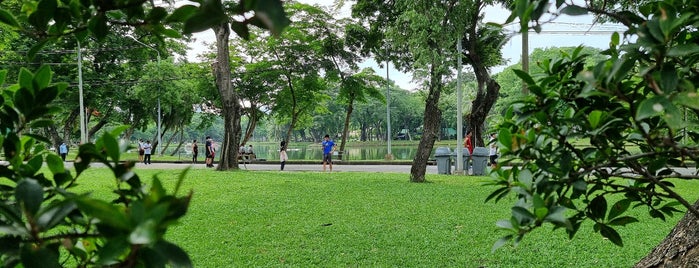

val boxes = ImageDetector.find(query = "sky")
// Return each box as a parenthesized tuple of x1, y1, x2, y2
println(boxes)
(186, 1, 623, 91)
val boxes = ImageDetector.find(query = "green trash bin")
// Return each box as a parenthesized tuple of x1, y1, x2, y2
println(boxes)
(471, 147, 489, 175)
(435, 147, 452, 174)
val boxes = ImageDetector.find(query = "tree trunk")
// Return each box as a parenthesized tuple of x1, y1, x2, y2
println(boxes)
(170, 129, 184, 157)
(213, 22, 242, 170)
(161, 128, 177, 155)
(463, 2, 500, 147)
(63, 108, 79, 144)
(47, 125, 61, 148)
(635, 198, 699, 267)
(339, 97, 355, 160)
(410, 64, 443, 182)
(241, 106, 259, 146)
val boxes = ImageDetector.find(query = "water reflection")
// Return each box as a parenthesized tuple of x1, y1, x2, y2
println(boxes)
(251, 144, 428, 161)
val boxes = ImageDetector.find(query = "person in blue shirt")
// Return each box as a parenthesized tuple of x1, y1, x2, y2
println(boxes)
(321, 134, 336, 172)
(59, 142, 68, 161)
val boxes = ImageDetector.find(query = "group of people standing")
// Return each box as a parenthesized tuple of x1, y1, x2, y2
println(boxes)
(137, 139, 153, 165)
(463, 131, 498, 168)
(191, 137, 216, 167)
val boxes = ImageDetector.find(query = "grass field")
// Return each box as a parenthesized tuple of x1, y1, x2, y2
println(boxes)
(72, 168, 698, 267)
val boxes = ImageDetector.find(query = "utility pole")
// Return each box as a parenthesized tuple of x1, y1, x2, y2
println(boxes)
(385, 45, 393, 160)
(77, 41, 87, 144)
(455, 37, 464, 174)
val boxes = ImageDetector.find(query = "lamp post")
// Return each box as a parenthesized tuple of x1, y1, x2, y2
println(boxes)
(129, 36, 162, 155)
(77, 40, 87, 144)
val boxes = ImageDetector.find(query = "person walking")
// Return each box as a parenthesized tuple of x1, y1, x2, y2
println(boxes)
(137, 139, 144, 162)
(143, 140, 152, 165)
(489, 133, 498, 168)
(59, 142, 68, 161)
(321, 134, 336, 172)
(280, 140, 288, 171)
(192, 140, 198, 164)
(205, 136, 214, 168)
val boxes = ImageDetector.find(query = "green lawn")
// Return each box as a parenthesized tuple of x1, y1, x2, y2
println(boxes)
(73, 168, 697, 267)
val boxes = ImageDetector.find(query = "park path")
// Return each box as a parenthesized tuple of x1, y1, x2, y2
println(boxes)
(129, 162, 439, 174)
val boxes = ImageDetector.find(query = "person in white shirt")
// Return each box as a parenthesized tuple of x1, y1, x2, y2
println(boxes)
(489, 133, 498, 168)
(143, 140, 152, 165)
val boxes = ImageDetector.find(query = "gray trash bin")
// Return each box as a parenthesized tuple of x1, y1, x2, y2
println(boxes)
(435, 147, 452, 174)
(452, 149, 471, 174)
(471, 147, 489, 175)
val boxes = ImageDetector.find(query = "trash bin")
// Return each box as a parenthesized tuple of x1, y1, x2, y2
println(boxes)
(452, 149, 471, 174)
(471, 147, 489, 175)
(435, 147, 452, 174)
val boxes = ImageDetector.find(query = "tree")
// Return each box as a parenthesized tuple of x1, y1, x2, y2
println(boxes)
(490, 0, 699, 266)
(0, 0, 290, 265)
(352, 0, 503, 182)
(208, 1, 289, 170)
(336, 68, 385, 156)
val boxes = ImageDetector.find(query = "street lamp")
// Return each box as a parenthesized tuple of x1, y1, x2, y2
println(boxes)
(129, 36, 162, 155)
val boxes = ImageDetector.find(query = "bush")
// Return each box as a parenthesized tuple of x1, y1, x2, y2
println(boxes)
(0, 66, 192, 267)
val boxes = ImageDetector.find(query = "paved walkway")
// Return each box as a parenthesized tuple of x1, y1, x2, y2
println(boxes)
(127, 162, 440, 174)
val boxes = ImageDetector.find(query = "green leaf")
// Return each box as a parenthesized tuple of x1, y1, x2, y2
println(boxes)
(675, 92, 699, 110)
(101, 132, 120, 162)
(607, 199, 631, 221)
(491, 235, 513, 252)
(512, 206, 535, 223)
(96, 238, 129, 266)
(129, 219, 158, 245)
(560, 5, 588, 16)
(88, 13, 109, 41)
(588, 110, 603, 128)
(512, 69, 536, 86)
(18, 68, 34, 91)
(27, 39, 51, 59)
(607, 216, 639, 226)
(20, 243, 60, 268)
(183, 0, 226, 34)
(34, 65, 52, 90)
(16, 179, 44, 217)
(46, 154, 65, 174)
(0, 8, 20, 28)
(534, 207, 549, 220)
(667, 43, 699, 57)
(252, 0, 289, 36)
(0, 69, 6, 85)
(36, 200, 77, 230)
(599, 224, 623, 246)
(166, 5, 197, 23)
(659, 68, 679, 92)
(544, 206, 568, 225)
(230, 21, 250, 40)
(75, 198, 130, 230)
(153, 240, 193, 267)
(0, 202, 23, 224)
(588, 195, 607, 220)
(27, 155, 43, 174)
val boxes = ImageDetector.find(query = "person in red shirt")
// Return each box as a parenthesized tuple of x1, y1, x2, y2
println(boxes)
(464, 130, 474, 155)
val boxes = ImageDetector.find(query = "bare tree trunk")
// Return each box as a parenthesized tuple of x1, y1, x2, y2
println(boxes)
(410, 64, 443, 182)
(63, 109, 79, 144)
(170, 129, 184, 157)
(240, 107, 260, 146)
(635, 198, 699, 267)
(213, 22, 242, 170)
(161, 128, 178, 155)
(339, 97, 355, 160)
(47, 125, 61, 148)
(463, 0, 500, 147)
